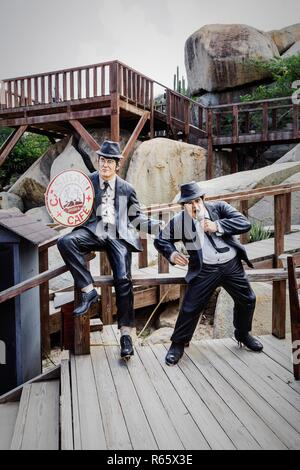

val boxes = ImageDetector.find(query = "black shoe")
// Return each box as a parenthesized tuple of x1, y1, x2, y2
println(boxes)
(165, 342, 185, 366)
(120, 335, 134, 360)
(234, 330, 263, 352)
(73, 289, 99, 317)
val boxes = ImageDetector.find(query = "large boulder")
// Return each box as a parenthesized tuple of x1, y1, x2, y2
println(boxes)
(283, 41, 300, 57)
(9, 136, 70, 210)
(173, 161, 300, 207)
(268, 23, 300, 54)
(50, 138, 89, 180)
(126, 138, 206, 206)
(185, 24, 279, 94)
(78, 127, 142, 178)
(275, 143, 300, 164)
(0, 191, 24, 211)
(249, 171, 300, 226)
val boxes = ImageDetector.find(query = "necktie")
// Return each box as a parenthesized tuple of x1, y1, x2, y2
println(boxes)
(205, 230, 230, 253)
(196, 209, 230, 254)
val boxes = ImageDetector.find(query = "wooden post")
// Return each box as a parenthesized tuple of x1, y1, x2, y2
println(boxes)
(150, 82, 154, 139)
(138, 209, 149, 269)
(39, 249, 50, 357)
(206, 108, 214, 180)
(121, 111, 150, 165)
(239, 200, 250, 244)
(110, 62, 120, 142)
(293, 104, 299, 139)
(272, 194, 286, 338)
(287, 255, 300, 380)
(100, 252, 113, 325)
(158, 211, 170, 302)
(74, 287, 90, 355)
(262, 102, 269, 141)
(69, 120, 100, 151)
(285, 192, 292, 234)
(0, 125, 28, 166)
(230, 148, 238, 174)
(179, 285, 187, 311)
(184, 100, 190, 142)
(232, 105, 239, 144)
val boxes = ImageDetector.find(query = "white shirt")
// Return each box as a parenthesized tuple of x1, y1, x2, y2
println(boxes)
(98, 175, 116, 226)
(170, 208, 237, 265)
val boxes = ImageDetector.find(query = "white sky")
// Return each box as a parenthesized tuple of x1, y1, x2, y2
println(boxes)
(0, 0, 300, 88)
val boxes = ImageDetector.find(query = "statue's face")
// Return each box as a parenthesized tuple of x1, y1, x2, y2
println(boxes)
(98, 156, 118, 180)
(185, 197, 204, 218)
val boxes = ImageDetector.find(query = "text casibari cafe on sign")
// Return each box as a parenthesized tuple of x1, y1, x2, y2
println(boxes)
(45, 170, 94, 227)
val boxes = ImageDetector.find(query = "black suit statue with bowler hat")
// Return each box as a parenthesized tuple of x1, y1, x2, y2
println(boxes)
(154, 181, 263, 366)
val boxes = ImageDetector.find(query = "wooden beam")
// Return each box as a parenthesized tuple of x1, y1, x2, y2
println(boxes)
(272, 194, 286, 339)
(100, 252, 113, 325)
(27, 126, 66, 140)
(121, 111, 149, 163)
(0, 125, 28, 166)
(119, 100, 149, 117)
(206, 108, 214, 180)
(0, 107, 111, 128)
(69, 120, 100, 151)
(287, 255, 300, 380)
(39, 249, 51, 358)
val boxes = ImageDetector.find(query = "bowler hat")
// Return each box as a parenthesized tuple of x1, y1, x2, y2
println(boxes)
(96, 140, 123, 159)
(178, 181, 206, 204)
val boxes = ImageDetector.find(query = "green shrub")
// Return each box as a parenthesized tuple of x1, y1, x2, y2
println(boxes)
(0, 128, 50, 188)
(241, 55, 300, 102)
(249, 222, 272, 242)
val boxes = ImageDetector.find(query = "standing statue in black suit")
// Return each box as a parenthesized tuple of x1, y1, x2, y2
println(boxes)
(58, 141, 161, 360)
(154, 181, 263, 366)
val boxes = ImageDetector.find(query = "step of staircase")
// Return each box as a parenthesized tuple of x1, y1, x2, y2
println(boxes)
(0, 402, 19, 450)
(10, 380, 60, 450)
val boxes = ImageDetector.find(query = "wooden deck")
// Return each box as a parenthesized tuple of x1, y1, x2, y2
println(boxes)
(67, 326, 300, 450)
(1, 326, 299, 450)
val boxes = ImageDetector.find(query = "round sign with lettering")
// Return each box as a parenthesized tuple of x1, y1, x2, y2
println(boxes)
(45, 170, 94, 227)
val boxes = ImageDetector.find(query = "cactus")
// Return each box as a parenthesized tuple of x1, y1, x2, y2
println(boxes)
(173, 66, 188, 96)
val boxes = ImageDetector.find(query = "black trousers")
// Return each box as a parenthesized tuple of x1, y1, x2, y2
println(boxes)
(171, 256, 256, 344)
(57, 227, 134, 328)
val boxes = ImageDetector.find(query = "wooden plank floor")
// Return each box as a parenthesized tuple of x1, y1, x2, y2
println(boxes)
(69, 326, 300, 450)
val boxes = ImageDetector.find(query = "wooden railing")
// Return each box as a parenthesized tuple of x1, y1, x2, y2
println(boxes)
(0, 182, 299, 359)
(3, 60, 298, 147)
(1, 61, 114, 108)
(209, 96, 300, 144)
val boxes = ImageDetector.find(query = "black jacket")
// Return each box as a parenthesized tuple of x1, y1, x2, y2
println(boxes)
(75, 171, 160, 252)
(154, 200, 253, 283)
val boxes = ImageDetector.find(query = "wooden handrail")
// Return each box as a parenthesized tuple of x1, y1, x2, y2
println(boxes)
(146, 182, 300, 216)
(0, 252, 95, 304)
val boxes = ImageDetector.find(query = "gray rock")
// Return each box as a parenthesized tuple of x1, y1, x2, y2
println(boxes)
(173, 161, 300, 208)
(50, 139, 90, 179)
(25, 206, 53, 224)
(126, 138, 206, 205)
(9, 136, 70, 210)
(268, 23, 300, 54)
(143, 327, 174, 345)
(249, 171, 300, 226)
(0, 191, 24, 211)
(275, 143, 300, 164)
(214, 283, 291, 338)
(185, 24, 279, 94)
(283, 41, 300, 57)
